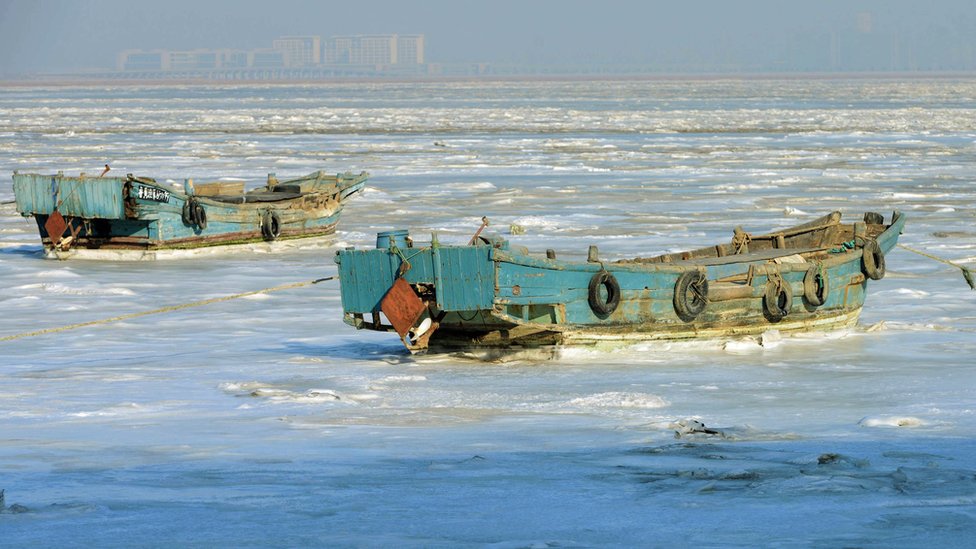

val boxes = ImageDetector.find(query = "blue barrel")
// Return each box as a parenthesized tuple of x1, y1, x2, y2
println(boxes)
(376, 229, 409, 250)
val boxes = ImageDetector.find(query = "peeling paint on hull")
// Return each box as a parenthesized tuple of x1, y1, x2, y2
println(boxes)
(336, 210, 905, 352)
(13, 169, 367, 259)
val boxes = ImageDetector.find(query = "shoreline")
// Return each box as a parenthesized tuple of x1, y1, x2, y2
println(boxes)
(2, 70, 976, 88)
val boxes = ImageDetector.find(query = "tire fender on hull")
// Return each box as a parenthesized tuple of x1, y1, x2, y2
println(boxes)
(588, 271, 620, 317)
(803, 265, 829, 306)
(764, 280, 792, 322)
(182, 199, 194, 225)
(182, 197, 207, 230)
(262, 210, 282, 241)
(194, 203, 207, 230)
(673, 270, 708, 322)
(862, 240, 885, 280)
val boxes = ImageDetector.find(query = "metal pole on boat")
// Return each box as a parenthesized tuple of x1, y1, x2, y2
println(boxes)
(468, 216, 489, 245)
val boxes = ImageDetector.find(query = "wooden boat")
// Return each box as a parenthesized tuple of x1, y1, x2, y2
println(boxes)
(335, 211, 906, 352)
(12, 169, 367, 258)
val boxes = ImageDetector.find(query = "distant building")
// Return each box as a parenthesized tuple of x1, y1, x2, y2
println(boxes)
(356, 35, 398, 64)
(272, 36, 321, 67)
(220, 51, 249, 69)
(324, 34, 425, 65)
(114, 33, 425, 79)
(118, 51, 165, 71)
(396, 35, 425, 64)
(248, 49, 286, 68)
(325, 37, 354, 64)
(326, 35, 396, 65)
(168, 50, 218, 70)
(117, 49, 255, 71)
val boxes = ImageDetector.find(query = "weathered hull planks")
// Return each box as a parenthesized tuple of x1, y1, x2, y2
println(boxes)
(336, 211, 905, 352)
(30, 215, 342, 250)
(13, 170, 367, 257)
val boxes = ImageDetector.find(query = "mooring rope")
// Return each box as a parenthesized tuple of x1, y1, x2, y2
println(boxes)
(0, 276, 335, 343)
(898, 243, 975, 290)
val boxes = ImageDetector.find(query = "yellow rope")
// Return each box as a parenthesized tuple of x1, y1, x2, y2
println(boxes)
(898, 244, 975, 290)
(0, 276, 334, 343)
(898, 243, 963, 268)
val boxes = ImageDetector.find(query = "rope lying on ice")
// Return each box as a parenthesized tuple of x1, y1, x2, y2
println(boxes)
(0, 276, 335, 343)
(897, 244, 975, 290)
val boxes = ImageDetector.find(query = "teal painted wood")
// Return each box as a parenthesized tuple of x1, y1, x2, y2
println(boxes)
(12, 170, 367, 254)
(433, 246, 494, 310)
(336, 211, 906, 351)
(335, 243, 494, 313)
(13, 174, 127, 218)
(336, 248, 416, 313)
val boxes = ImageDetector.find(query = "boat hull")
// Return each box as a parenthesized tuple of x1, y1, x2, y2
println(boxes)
(336, 211, 905, 352)
(13, 170, 367, 258)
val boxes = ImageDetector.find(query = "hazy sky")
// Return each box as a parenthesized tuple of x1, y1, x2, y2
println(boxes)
(2, 0, 975, 74)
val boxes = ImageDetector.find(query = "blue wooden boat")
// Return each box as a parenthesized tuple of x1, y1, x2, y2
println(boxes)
(13, 169, 367, 258)
(335, 211, 905, 352)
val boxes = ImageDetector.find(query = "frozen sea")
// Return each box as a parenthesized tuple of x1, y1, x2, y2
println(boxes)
(1, 79, 975, 547)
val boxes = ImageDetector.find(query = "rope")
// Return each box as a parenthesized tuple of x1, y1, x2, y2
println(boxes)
(898, 243, 975, 290)
(899, 243, 967, 268)
(54, 177, 89, 210)
(389, 245, 412, 277)
(0, 276, 335, 343)
(690, 268, 709, 305)
(731, 230, 751, 254)
(767, 266, 787, 294)
(830, 239, 856, 253)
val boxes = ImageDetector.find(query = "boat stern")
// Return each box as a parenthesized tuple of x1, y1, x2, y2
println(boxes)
(335, 229, 498, 351)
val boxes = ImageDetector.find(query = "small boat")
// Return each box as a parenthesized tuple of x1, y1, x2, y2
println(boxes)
(12, 169, 367, 258)
(335, 211, 906, 352)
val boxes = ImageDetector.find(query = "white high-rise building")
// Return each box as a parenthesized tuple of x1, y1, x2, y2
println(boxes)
(324, 34, 425, 65)
(396, 35, 425, 64)
(272, 36, 322, 67)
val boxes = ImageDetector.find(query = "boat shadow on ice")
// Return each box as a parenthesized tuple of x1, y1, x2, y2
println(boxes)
(0, 244, 44, 257)
(279, 339, 413, 364)
(345, 330, 850, 364)
(280, 338, 562, 364)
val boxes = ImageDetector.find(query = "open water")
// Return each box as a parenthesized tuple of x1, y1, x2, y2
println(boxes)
(1, 79, 975, 547)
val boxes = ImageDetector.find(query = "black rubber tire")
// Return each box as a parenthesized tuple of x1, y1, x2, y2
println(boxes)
(588, 271, 620, 317)
(673, 270, 708, 322)
(262, 210, 281, 241)
(862, 240, 885, 280)
(182, 199, 194, 226)
(764, 281, 793, 322)
(194, 204, 207, 230)
(803, 265, 829, 306)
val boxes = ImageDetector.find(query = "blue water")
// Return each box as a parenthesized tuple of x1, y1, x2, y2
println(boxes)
(1, 79, 975, 547)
